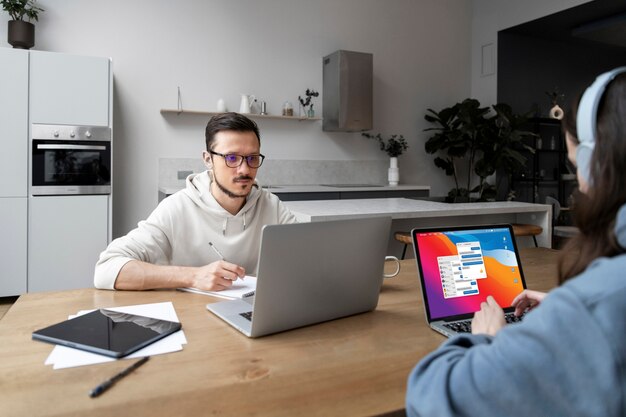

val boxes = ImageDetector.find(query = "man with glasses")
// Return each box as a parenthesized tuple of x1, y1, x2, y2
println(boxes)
(94, 113, 297, 291)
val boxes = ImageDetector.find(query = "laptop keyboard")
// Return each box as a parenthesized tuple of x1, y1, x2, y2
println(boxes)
(443, 313, 524, 334)
(240, 311, 253, 321)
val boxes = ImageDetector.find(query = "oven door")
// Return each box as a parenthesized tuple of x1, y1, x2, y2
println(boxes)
(31, 139, 111, 195)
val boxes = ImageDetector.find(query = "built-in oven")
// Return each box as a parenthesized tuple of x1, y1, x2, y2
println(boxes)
(31, 124, 111, 195)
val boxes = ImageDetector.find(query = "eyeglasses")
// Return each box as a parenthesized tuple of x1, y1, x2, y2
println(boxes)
(209, 151, 265, 168)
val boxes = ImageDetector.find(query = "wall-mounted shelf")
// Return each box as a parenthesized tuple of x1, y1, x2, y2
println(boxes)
(160, 109, 322, 121)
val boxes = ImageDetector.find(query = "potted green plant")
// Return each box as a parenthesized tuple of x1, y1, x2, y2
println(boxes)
(424, 98, 536, 202)
(1, 0, 44, 49)
(362, 132, 409, 186)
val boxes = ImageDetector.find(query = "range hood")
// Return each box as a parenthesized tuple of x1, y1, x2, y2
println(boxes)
(322, 50, 373, 132)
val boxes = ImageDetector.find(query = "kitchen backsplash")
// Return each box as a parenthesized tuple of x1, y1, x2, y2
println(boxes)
(159, 158, 389, 187)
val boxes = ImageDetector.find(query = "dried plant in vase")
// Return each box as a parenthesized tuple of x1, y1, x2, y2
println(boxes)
(298, 89, 319, 117)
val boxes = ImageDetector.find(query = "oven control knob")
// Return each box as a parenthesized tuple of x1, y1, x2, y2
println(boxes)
(70, 131, 76, 138)
(85, 131, 92, 138)
(53, 130, 59, 138)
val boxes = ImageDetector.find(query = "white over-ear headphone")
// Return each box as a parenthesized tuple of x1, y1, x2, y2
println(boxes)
(575, 66, 626, 184)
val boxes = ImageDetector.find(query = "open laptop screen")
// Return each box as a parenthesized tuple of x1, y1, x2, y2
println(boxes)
(412, 225, 526, 321)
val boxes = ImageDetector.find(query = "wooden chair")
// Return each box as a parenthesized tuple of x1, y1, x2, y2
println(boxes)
(511, 223, 543, 247)
(394, 231, 412, 260)
(395, 224, 543, 260)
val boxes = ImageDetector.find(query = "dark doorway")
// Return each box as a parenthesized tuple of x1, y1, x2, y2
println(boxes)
(498, 1, 626, 117)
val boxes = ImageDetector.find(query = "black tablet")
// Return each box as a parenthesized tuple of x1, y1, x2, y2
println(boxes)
(32, 309, 182, 358)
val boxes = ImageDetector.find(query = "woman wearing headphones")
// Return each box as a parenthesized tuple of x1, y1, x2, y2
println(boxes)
(406, 68, 626, 417)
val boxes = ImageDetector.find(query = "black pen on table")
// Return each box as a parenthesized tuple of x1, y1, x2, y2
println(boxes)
(89, 356, 150, 398)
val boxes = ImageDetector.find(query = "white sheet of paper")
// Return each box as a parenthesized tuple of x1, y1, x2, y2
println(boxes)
(43, 302, 186, 369)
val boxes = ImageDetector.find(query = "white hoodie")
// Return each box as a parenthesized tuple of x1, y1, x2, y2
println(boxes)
(94, 171, 298, 289)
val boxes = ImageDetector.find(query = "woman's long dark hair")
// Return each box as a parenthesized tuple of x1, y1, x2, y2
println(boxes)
(558, 73, 626, 283)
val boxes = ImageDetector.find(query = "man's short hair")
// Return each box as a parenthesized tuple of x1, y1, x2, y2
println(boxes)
(205, 112, 261, 151)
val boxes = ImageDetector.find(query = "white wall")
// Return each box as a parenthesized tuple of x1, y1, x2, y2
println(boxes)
(1, 1, 595, 237)
(1, 0, 475, 237)
(470, 0, 592, 105)
(9, 0, 593, 238)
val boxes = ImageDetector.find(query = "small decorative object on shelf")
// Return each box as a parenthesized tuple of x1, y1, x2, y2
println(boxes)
(362, 132, 408, 186)
(545, 88, 565, 120)
(239, 94, 256, 114)
(298, 89, 319, 118)
(1, 0, 44, 49)
(216, 98, 226, 112)
(282, 101, 293, 116)
(177, 86, 183, 114)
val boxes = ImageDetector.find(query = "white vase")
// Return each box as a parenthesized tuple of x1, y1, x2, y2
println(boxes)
(388, 157, 399, 186)
(549, 104, 563, 120)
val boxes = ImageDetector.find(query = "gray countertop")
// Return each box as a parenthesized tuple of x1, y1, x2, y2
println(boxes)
(283, 198, 551, 222)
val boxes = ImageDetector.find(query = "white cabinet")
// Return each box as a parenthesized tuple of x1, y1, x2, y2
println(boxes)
(0, 49, 112, 294)
(28, 196, 109, 292)
(0, 48, 28, 197)
(0, 198, 27, 296)
(0, 48, 28, 296)
(26, 51, 112, 292)
(29, 51, 111, 127)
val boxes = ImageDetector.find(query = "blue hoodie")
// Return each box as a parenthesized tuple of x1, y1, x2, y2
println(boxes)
(406, 206, 626, 417)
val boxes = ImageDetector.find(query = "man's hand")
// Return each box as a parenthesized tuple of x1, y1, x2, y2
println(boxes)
(471, 296, 506, 336)
(511, 289, 546, 317)
(191, 260, 246, 291)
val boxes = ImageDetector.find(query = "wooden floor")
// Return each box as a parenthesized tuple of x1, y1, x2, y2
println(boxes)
(0, 297, 17, 320)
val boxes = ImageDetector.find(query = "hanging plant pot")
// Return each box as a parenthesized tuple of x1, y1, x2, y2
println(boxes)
(7, 20, 35, 50)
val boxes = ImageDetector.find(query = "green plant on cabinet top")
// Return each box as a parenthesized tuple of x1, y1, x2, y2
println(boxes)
(1, 0, 44, 21)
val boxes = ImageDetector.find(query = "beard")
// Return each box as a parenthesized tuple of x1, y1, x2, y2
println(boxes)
(213, 174, 253, 199)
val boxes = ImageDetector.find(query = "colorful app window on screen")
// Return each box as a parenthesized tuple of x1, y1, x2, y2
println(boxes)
(415, 227, 525, 320)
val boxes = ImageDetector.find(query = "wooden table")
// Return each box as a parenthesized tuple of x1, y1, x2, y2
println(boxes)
(0, 248, 561, 417)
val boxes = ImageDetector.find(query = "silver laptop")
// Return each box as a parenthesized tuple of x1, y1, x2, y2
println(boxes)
(411, 224, 528, 337)
(206, 217, 392, 337)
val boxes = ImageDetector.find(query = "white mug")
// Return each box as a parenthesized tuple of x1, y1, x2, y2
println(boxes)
(384, 256, 400, 278)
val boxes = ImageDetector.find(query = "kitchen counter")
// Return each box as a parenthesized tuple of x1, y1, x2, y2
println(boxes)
(283, 198, 552, 252)
(283, 198, 547, 221)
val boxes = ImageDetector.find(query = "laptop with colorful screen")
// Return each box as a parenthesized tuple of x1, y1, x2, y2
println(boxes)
(411, 224, 528, 337)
